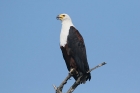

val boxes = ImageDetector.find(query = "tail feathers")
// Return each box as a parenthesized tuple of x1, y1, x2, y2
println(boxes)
(73, 72, 91, 84)
(80, 73, 91, 84)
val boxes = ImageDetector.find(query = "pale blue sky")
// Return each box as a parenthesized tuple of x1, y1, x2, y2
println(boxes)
(0, 0, 140, 93)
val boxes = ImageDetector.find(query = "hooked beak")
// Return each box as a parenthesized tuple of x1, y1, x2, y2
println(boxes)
(56, 14, 64, 20)
(56, 15, 60, 20)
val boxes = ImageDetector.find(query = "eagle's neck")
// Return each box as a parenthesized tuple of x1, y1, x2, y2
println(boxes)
(60, 19, 74, 47)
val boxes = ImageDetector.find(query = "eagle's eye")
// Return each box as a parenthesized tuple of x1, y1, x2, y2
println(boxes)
(62, 15, 65, 17)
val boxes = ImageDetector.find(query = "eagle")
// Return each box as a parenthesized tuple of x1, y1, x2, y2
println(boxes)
(56, 13, 91, 83)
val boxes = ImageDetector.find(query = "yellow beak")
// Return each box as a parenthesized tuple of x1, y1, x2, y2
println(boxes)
(56, 14, 64, 20)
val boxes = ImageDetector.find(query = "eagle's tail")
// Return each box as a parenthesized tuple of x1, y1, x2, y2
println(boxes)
(80, 72, 91, 84)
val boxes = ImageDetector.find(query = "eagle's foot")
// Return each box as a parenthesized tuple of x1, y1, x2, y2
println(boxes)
(69, 68, 74, 74)
(69, 68, 78, 75)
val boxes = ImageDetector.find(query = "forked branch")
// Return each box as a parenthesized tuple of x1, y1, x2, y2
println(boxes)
(53, 73, 72, 93)
(53, 62, 106, 93)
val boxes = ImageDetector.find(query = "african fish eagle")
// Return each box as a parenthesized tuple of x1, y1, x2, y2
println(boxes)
(56, 13, 91, 83)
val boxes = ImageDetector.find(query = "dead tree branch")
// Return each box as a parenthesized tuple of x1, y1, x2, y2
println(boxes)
(67, 75, 82, 93)
(67, 62, 106, 93)
(87, 62, 106, 73)
(53, 73, 72, 93)
(53, 62, 106, 93)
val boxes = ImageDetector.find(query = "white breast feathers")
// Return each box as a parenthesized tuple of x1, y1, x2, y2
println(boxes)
(60, 19, 74, 47)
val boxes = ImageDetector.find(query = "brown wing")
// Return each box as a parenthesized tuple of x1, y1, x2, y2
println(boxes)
(67, 26, 91, 81)
(60, 45, 79, 80)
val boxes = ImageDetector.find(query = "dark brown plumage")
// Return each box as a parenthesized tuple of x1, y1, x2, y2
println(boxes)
(60, 26, 91, 82)
(57, 13, 91, 83)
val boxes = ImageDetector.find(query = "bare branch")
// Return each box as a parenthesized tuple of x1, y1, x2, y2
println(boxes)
(67, 76, 82, 93)
(67, 62, 107, 93)
(53, 84, 61, 93)
(53, 62, 107, 93)
(53, 73, 72, 93)
(59, 73, 72, 91)
(87, 62, 106, 73)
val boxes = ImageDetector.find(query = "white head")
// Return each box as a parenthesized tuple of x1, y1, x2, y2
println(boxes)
(56, 13, 72, 22)
(57, 13, 74, 46)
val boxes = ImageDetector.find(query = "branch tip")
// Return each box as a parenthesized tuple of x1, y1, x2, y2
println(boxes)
(52, 84, 57, 90)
